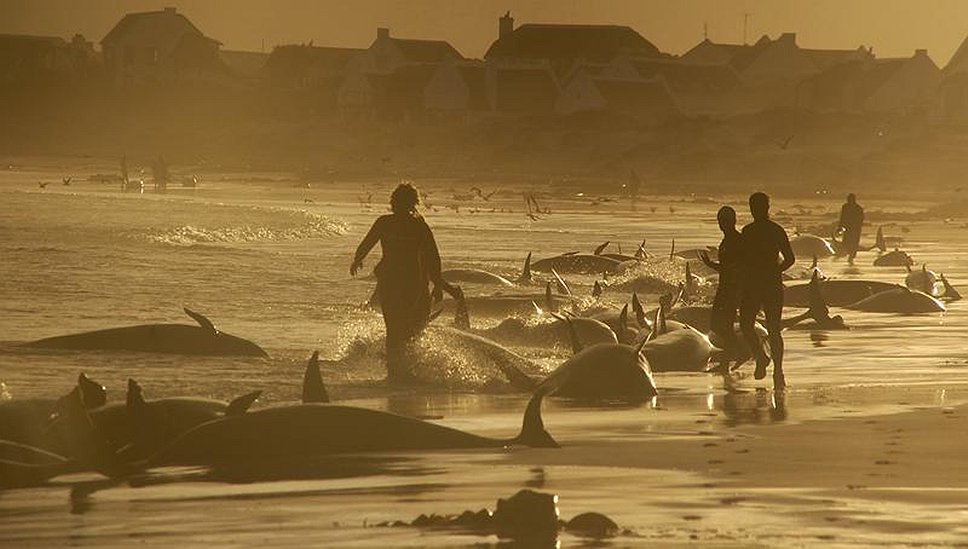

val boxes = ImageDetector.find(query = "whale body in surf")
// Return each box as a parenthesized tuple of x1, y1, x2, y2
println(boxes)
(784, 279, 897, 308)
(23, 308, 268, 357)
(789, 234, 835, 258)
(531, 252, 633, 275)
(845, 286, 946, 314)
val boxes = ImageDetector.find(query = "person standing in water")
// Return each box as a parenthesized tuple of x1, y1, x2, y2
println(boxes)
(838, 193, 864, 265)
(351, 183, 449, 382)
(739, 192, 795, 389)
(699, 206, 744, 366)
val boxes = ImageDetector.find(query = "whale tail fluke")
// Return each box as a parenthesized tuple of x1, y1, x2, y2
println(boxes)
(941, 273, 962, 301)
(302, 351, 329, 404)
(77, 372, 107, 409)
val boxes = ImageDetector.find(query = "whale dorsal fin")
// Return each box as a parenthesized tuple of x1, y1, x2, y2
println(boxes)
(669, 238, 675, 261)
(645, 306, 661, 343)
(619, 303, 629, 332)
(226, 390, 261, 415)
(302, 351, 330, 404)
(635, 239, 647, 259)
(876, 226, 886, 251)
(632, 293, 649, 330)
(592, 280, 603, 297)
(77, 373, 107, 409)
(126, 379, 147, 413)
(519, 252, 533, 283)
(685, 262, 695, 295)
(941, 274, 962, 301)
(593, 241, 609, 255)
(184, 308, 218, 335)
(453, 286, 470, 330)
(544, 282, 554, 312)
(531, 300, 543, 316)
(552, 313, 582, 355)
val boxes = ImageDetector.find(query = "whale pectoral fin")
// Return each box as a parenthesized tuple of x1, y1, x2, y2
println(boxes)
(226, 390, 261, 415)
(551, 268, 571, 296)
(302, 351, 330, 404)
(183, 307, 218, 335)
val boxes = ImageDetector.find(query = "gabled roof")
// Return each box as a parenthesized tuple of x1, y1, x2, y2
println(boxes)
(389, 38, 463, 63)
(945, 34, 968, 75)
(0, 34, 68, 48)
(804, 47, 872, 71)
(485, 24, 662, 62)
(101, 8, 220, 49)
(680, 38, 754, 65)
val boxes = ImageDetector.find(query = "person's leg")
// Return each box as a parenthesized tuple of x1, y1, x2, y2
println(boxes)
(763, 284, 786, 389)
(380, 284, 412, 382)
(740, 289, 769, 378)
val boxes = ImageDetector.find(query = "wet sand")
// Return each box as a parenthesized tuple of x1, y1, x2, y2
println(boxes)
(2, 157, 968, 546)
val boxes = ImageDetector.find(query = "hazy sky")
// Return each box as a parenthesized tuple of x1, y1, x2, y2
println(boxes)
(3, 0, 968, 65)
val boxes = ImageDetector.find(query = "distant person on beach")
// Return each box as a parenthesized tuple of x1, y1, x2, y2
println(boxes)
(739, 192, 795, 389)
(351, 183, 452, 382)
(152, 156, 168, 191)
(699, 206, 745, 366)
(838, 193, 864, 264)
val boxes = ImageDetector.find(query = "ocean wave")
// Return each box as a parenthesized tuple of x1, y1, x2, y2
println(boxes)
(138, 210, 347, 246)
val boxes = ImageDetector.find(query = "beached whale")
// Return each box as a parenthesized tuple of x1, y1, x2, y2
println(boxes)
(790, 233, 834, 258)
(531, 252, 632, 275)
(905, 265, 942, 297)
(145, 384, 558, 468)
(23, 308, 269, 357)
(48, 378, 262, 461)
(782, 272, 848, 330)
(873, 249, 914, 267)
(0, 373, 106, 449)
(441, 254, 533, 287)
(636, 305, 719, 373)
(784, 279, 897, 308)
(844, 286, 946, 314)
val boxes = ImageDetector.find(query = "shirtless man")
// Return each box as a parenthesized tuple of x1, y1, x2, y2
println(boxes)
(739, 192, 795, 389)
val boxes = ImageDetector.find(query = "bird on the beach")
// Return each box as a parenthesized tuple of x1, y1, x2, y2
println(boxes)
(38, 181, 49, 189)
(62, 176, 72, 186)
(775, 135, 794, 150)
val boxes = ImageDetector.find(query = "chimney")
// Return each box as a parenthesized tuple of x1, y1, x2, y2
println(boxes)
(499, 11, 514, 39)
(164, 7, 176, 15)
(377, 27, 390, 40)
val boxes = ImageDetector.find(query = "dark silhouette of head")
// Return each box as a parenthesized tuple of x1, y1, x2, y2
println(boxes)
(749, 192, 770, 221)
(390, 183, 420, 215)
(717, 205, 736, 232)
(846, 193, 856, 204)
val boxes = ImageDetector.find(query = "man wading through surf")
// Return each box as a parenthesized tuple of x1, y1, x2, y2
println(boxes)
(351, 183, 453, 382)
(699, 205, 745, 367)
(739, 192, 795, 390)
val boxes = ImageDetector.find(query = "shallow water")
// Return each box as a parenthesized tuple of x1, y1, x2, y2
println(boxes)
(1, 162, 967, 546)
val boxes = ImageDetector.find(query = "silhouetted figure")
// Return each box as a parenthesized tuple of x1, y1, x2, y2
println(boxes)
(152, 156, 168, 191)
(120, 154, 129, 190)
(838, 193, 864, 264)
(351, 183, 447, 382)
(739, 192, 795, 389)
(699, 206, 744, 365)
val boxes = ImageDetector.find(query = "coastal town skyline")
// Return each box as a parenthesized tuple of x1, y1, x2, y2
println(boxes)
(3, 0, 968, 64)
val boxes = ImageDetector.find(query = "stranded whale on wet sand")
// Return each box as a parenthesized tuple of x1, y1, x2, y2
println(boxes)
(23, 308, 269, 357)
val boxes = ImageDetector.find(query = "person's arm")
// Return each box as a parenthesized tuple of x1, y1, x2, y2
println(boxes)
(698, 250, 721, 272)
(778, 227, 796, 272)
(351, 217, 383, 276)
(420, 218, 447, 302)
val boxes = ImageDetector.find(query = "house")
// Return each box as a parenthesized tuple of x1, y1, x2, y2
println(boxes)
(556, 72, 678, 121)
(679, 38, 755, 66)
(219, 50, 269, 79)
(359, 27, 463, 74)
(101, 7, 222, 81)
(939, 35, 968, 120)
(604, 56, 742, 114)
(484, 12, 665, 77)
(803, 50, 941, 113)
(423, 60, 489, 114)
(364, 63, 439, 121)
(0, 33, 98, 86)
(264, 45, 363, 88)
(489, 64, 560, 114)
